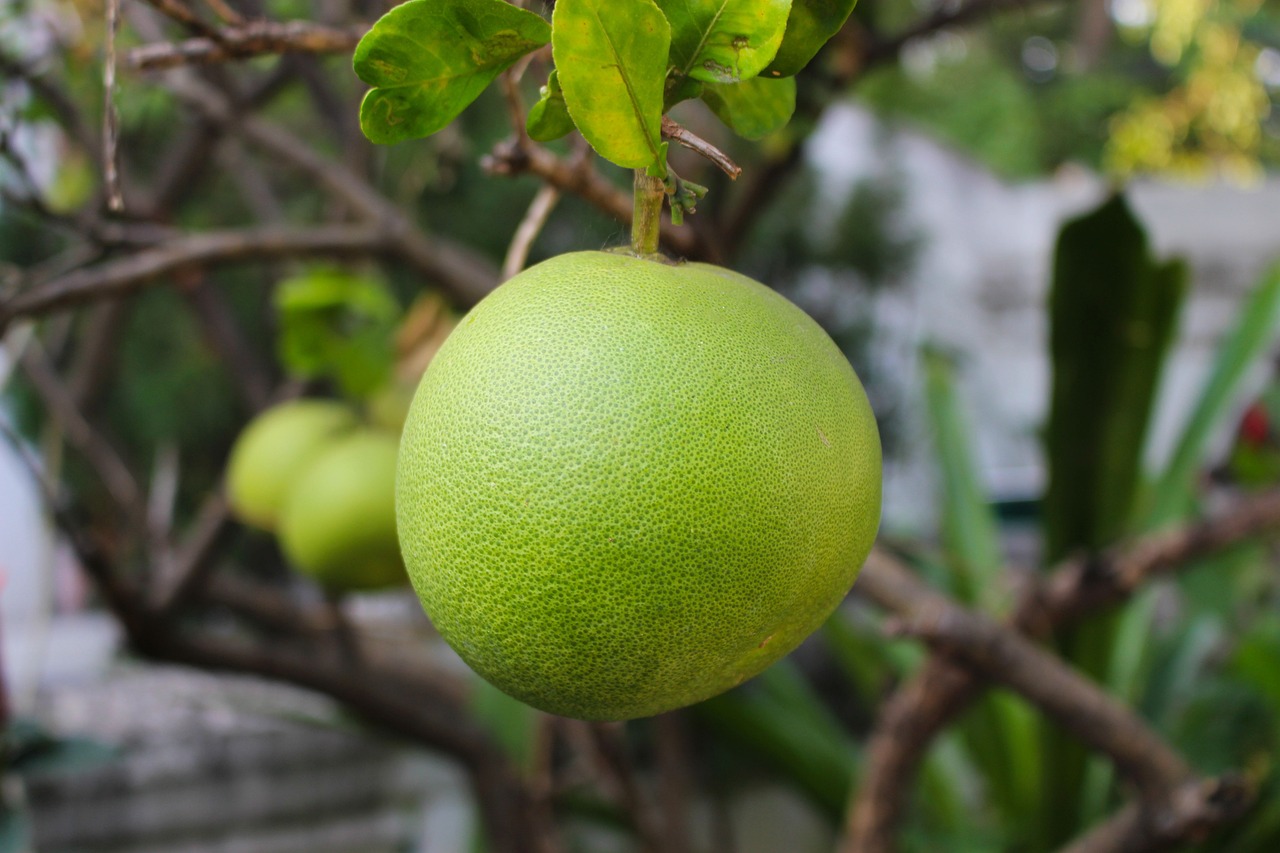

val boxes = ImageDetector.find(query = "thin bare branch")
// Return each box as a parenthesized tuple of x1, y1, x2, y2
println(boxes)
(661, 117, 741, 180)
(483, 139, 702, 258)
(165, 77, 499, 303)
(18, 343, 146, 527)
(503, 185, 561, 281)
(104, 0, 124, 211)
(0, 225, 394, 329)
(128, 21, 367, 71)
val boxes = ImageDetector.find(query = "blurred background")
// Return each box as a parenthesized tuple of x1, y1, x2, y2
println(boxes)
(3, 0, 1280, 851)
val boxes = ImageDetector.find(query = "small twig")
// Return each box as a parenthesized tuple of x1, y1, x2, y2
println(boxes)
(140, 0, 223, 38)
(483, 139, 701, 257)
(104, 0, 124, 212)
(19, 342, 147, 528)
(150, 489, 235, 611)
(660, 117, 741, 180)
(502, 185, 561, 280)
(128, 21, 368, 71)
(201, 0, 246, 27)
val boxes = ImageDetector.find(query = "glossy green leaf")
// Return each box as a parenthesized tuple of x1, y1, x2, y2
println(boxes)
(552, 0, 670, 171)
(526, 70, 576, 142)
(701, 75, 796, 139)
(1146, 261, 1280, 527)
(354, 0, 551, 145)
(763, 0, 857, 78)
(275, 268, 401, 400)
(655, 0, 791, 83)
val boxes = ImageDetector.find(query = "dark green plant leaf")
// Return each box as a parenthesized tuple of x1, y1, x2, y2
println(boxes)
(275, 268, 401, 401)
(762, 0, 857, 78)
(354, 0, 551, 145)
(1043, 193, 1188, 560)
(0, 809, 32, 853)
(695, 666, 857, 819)
(1038, 192, 1187, 848)
(526, 69, 576, 141)
(655, 0, 791, 84)
(552, 0, 670, 171)
(701, 75, 796, 139)
(5, 718, 118, 776)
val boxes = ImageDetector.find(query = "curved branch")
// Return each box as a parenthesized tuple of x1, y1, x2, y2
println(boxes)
(129, 21, 366, 70)
(0, 225, 393, 329)
(842, 491, 1280, 852)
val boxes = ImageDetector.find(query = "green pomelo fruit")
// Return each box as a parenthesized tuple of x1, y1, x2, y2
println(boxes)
(397, 251, 882, 720)
(279, 430, 406, 592)
(227, 400, 358, 531)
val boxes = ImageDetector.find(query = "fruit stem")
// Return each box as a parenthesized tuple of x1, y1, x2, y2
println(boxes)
(631, 169, 666, 257)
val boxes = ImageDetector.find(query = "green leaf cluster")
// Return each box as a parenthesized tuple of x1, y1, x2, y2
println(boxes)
(354, 0, 858, 171)
(274, 267, 402, 401)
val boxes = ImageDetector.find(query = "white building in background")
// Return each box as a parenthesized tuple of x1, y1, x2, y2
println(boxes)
(805, 104, 1280, 533)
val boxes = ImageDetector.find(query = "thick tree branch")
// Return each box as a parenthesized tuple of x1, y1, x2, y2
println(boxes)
(1057, 776, 1251, 853)
(0, 225, 394, 329)
(842, 491, 1280, 852)
(857, 552, 1194, 799)
(128, 20, 366, 70)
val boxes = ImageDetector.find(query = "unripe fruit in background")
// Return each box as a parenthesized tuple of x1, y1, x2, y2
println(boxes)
(397, 251, 882, 720)
(280, 430, 405, 592)
(227, 400, 358, 532)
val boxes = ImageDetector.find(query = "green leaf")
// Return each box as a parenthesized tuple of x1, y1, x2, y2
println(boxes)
(701, 75, 796, 139)
(695, 667, 858, 819)
(763, 0, 857, 78)
(354, 0, 551, 145)
(526, 69, 576, 142)
(920, 347, 1004, 612)
(1146, 261, 1280, 527)
(552, 0, 670, 171)
(275, 268, 401, 401)
(655, 0, 791, 84)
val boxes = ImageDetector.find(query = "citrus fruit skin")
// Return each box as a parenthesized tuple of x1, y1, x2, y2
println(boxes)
(227, 400, 358, 532)
(397, 251, 881, 720)
(279, 430, 406, 592)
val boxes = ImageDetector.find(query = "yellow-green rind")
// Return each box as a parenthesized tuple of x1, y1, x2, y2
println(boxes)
(226, 400, 358, 532)
(280, 430, 406, 592)
(397, 251, 881, 720)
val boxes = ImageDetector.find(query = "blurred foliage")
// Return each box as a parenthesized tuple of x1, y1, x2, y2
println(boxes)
(855, 0, 1279, 180)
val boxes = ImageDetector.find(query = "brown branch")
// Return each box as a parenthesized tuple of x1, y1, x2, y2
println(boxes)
(0, 225, 395, 329)
(842, 490, 1280, 852)
(18, 343, 146, 527)
(661, 117, 741, 180)
(502, 184, 561, 280)
(857, 552, 1194, 799)
(483, 139, 702, 258)
(127, 20, 366, 70)
(1057, 776, 1251, 853)
(104, 0, 124, 211)
(165, 77, 499, 304)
